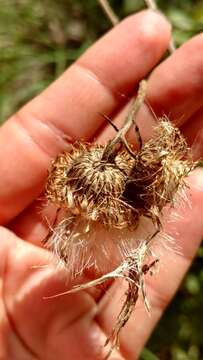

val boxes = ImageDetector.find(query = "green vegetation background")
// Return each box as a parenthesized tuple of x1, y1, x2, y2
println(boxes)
(0, 1, 203, 359)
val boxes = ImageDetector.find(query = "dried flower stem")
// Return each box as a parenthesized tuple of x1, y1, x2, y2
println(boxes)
(104, 279, 139, 359)
(143, 0, 176, 54)
(102, 80, 147, 160)
(104, 259, 158, 360)
(144, 0, 157, 10)
(98, 0, 176, 54)
(97, 0, 119, 26)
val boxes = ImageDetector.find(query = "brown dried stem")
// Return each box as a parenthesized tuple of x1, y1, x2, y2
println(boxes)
(144, 0, 157, 10)
(98, 0, 176, 54)
(143, 0, 176, 54)
(104, 256, 159, 359)
(104, 275, 139, 359)
(97, 0, 119, 26)
(102, 80, 147, 161)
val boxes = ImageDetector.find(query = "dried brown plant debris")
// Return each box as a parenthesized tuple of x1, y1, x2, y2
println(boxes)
(43, 80, 195, 358)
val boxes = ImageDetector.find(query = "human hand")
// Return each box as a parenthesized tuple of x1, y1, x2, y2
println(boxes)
(0, 10, 203, 360)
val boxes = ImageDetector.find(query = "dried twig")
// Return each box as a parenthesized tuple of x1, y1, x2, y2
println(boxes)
(102, 80, 147, 160)
(143, 0, 176, 54)
(144, 0, 157, 10)
(98, 0, 176, 54)
(97, 0, 119, 26)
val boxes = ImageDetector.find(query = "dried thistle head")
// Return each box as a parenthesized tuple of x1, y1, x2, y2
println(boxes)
(45, 142, 137, 229)
(44, 141, 139, 275)
(123, 117, 195, 226)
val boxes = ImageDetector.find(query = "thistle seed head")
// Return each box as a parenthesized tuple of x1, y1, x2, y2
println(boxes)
(123, 118, 195, 224)
(45, 142, 137, 228)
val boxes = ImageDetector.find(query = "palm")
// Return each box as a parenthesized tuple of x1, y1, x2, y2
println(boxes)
(0, 10, 203, 360)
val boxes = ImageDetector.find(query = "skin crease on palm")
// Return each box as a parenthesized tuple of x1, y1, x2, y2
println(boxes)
(0, 8, 203, 360)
